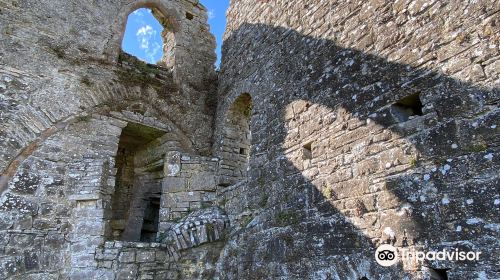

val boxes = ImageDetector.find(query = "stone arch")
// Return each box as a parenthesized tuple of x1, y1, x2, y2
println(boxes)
(104, 0, 181, 65)
(218, 93, 253, 186)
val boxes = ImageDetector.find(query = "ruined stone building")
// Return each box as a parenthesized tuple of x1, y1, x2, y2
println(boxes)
(0, 0, 498, 279)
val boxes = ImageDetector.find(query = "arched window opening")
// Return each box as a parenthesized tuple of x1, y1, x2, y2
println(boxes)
(121, 7, 175, 66)
(219, 93, 253, 187)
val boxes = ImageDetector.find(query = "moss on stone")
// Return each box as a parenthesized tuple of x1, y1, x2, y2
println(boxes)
(240, 215, 253, 228)
(276, 210, 299, 227)
(466, 144, 488, 153)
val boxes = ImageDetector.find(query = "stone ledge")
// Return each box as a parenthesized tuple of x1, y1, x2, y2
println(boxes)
(68, 193, 101, 201)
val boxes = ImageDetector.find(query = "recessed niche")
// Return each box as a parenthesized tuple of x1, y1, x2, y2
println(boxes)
(186, 12, 194, 20)
(109, 122, 166, 241)
(140, 195, 161, 242)
(219, 93, 253, 186)
(428, 268, 448, 280)
(302, 142, 313, 160)
(390, 93, 424, 122)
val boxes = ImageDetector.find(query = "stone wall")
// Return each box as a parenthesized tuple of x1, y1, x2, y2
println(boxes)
(215, 0, 499, 279)
(160, 153, 219, 232)
(216, 93, 252, 186)
(0, 0, 217, 179)
(1, 0, 499, 279)
(95, 241, 177, 279)
(0, 0, 220, 278)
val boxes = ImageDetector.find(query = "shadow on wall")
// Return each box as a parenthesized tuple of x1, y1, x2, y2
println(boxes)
(216, 22, 498, 279)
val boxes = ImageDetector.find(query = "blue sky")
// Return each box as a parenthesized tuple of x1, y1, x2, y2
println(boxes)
(121, 0, 230, 67)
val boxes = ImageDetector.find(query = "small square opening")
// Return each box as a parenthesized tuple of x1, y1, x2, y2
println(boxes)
(302, 142, 313, 160)
(239, 148, 248, 155)
(390, 93, 423, 122)
(186, 12, 194, 20)
(428, 267, 448, 280)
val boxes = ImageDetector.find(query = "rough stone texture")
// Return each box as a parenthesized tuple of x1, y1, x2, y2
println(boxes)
(0, 0, 219, 279)
(217, 93, 252, 186)
(1, 0, 499, 279)
(213, 0, 499, 279)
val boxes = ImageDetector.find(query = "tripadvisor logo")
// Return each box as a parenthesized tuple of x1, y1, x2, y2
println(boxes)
(375, 244, 398, 267)
(375, 244, 481, 267)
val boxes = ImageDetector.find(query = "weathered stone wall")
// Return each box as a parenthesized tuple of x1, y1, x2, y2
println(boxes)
(95, 241, 178, 279)
(215, 0, 499, 279)
(0, 0, 219, 278)
(160, 152, 219, 232)
(0, 0, 217, 178)
(216, 93, 252, 186)
(1, 0, 499, 279)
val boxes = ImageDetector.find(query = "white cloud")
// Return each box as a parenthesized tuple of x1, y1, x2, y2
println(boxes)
(208, 9, 216, 19)
(136, 25, 161, 63)
(136, 25, 155, 49)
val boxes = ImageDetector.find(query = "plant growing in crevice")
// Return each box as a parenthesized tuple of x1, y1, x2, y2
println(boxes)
(466, 143, 487, 153)
(76, 115, 92, 123)
(259, 193, 269, 208)
(80, 76, 93, 87)
(243, 103, 253, 117)
(409, 157, 418, 167)
(322, 185, 333, 200)
(240, 215, 253, 228)
(276, 210, 299, 227)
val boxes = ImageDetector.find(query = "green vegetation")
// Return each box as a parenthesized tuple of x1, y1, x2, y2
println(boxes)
(322, 186, 333, 199)
(257, 175, 265, 187)
(276, 210, 299, 227)
(219, 197, 228, 208)
(259, 193, 268, 208)
(116, 52, 164, 88)
(76, 115, 92, 122)
(240, 215, 253, 228)
(466, 144, 488, 153)
(244, 103, 253, 117)
(80, 76, 93, 87)
(157, 232, 167, 243)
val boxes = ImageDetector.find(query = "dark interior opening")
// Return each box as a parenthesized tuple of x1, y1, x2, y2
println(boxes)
(140, 195, 161, 242)
(186, 12, 194, 20)
(109, 122, 166, 241)
(239, 147, 248, 155)
(428, 268, 448, 280)
(391, 93, 424, 122)
(303, 142, 313, 160)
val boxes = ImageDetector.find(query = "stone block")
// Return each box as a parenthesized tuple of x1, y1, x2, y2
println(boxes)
(118, 251, 135, 263)
(164, 152, 181, 177)
(136, 251, 155, 263)
(116, 264, 138, 280)
(189, 172, 217, 191)
(162, 177, 186, 193)
(155, 250, 169, 262)
(176, 191, 202, 202)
